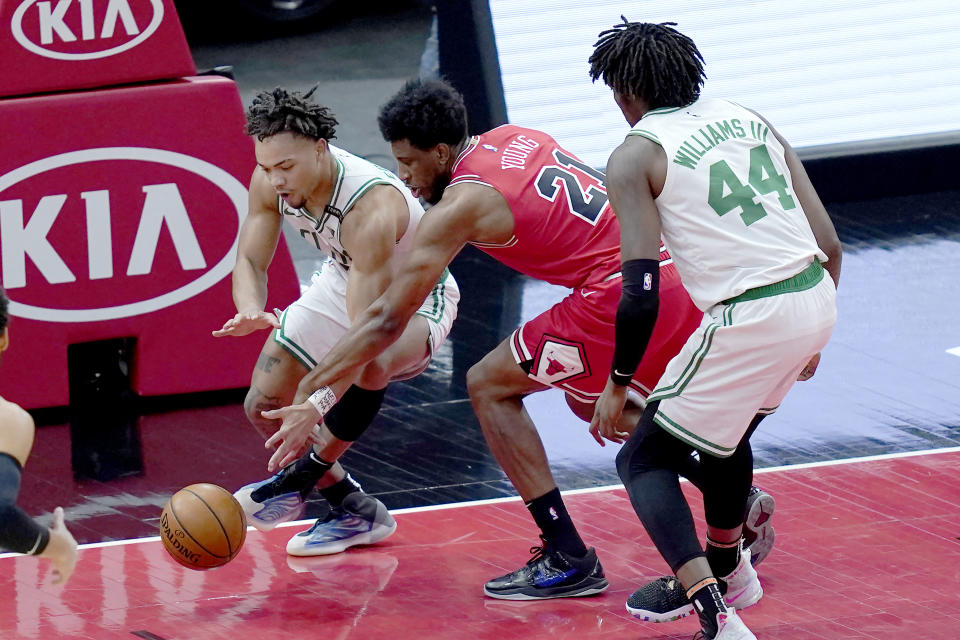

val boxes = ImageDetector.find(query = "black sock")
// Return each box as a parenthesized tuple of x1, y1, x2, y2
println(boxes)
(706, 536, 741, 580)
(319, 473, 362, 507)
(526, 488, 588, 557)
(687, 578, 727, 638)
(251, 449, 332, 502)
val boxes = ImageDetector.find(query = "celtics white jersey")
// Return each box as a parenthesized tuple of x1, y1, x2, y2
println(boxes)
(630, 98, 827, 310)
(278, 145, 424, 273)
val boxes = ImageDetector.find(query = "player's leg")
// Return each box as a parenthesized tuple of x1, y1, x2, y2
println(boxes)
(286, 272, 459, 556)
(615, 401, 761, 638)
(619, 284, 835, 635)
(284, 316, 433, 557)
(234, 267, 379, 534)
(468, 339, 607, 600)
(235, 336, 355, 530)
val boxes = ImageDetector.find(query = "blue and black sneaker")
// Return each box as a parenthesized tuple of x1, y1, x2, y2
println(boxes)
(234, 464, 314, 531)
(483, 538, 608, 600)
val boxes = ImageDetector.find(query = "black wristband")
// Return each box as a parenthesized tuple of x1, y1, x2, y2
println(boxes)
(610, 259, 660, 386)
(0, 453, 51, 555)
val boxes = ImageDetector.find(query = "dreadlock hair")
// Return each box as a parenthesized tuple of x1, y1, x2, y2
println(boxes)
(378, 78, 468, 150)
(244, 86, 338, 141)
(589, 19, 706, 110)
(0, 286, 8, 334)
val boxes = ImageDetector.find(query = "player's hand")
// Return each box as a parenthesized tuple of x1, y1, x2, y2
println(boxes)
(588, 379, 631, 446)
(39, 507, 78, 586)
(261, 402, 324, 472)
(797, 352, 822, 381)
(212, 309, 281, 337)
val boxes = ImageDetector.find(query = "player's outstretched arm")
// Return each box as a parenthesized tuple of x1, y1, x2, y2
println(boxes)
(260, 185, 404, 471)
(213, 170, 283, 337)
(590, 137, 664, 445)
(261, 185, 490, 468)
(38, 507, 77, 585)
(297, 185, 487, 396)
(0, 405, 77, 585)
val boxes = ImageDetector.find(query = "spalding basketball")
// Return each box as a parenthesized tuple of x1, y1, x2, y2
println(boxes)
(160, 483, 246, 570)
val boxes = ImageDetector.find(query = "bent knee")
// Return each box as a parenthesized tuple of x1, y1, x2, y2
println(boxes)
(243, 386, 282, 440)
(615, 435, 657, 483)
(466, 361, 496, 400)
(357, 358, 390, 390)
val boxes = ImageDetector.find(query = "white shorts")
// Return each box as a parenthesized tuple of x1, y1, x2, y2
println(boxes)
(273, 260, 459, 379)
(648, 264, 837, 457)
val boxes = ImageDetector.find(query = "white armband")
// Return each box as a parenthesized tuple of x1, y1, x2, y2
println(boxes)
(306, 386, 337, 416)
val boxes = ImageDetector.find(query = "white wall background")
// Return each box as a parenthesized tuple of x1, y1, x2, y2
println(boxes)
(489, 1, 960, 167)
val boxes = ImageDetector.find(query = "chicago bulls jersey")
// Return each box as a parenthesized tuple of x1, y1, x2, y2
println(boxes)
(449, 125, 622, 289)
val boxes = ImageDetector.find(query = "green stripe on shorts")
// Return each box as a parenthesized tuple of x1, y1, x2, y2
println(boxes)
(653, 409, 737, 457)
(415, 267, 450, 323)
(272, 310, 317, 369)
(648, 304, 736, 403)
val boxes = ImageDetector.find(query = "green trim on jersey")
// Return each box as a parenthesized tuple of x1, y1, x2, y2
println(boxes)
(272, 311, 317, 370)
(329, 154, 347, 206)
(627, 129, 662, 144)
(653, 409, 737, 457)
(647, 304, 736, 403)
(643, 105, 685, 117)
(342, 178, 393, 214)
(722, 259, 824, 304)
(415, 267, 451, 323)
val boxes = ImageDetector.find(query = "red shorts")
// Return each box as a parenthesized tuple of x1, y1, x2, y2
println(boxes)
(509, 265, 701, 403)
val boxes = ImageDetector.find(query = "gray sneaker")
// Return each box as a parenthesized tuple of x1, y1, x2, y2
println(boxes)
(286, 492, 396, 556)
(742, 486, 775, 566)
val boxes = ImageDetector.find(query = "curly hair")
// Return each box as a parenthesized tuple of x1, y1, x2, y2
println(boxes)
(378, 79, 467, 149)
(588, 19, 706, 110)
(244, 86, 338, 141)
(0, 286, 8, 334)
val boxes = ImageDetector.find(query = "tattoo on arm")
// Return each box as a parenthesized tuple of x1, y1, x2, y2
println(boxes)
(256, 354, 281, 373)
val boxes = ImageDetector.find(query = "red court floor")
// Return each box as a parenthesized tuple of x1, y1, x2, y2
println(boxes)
(1, 448, 957, 639)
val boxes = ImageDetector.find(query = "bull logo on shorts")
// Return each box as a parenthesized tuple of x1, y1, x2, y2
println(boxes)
(544, 353, 568, 376)
(534, 339, 587, 385)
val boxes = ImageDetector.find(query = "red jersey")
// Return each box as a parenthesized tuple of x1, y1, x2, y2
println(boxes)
(449, 125, 622, 289)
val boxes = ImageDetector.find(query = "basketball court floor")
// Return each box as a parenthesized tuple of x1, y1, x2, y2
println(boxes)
(4, 181, 959, 639)
(3, 5, 960, 639)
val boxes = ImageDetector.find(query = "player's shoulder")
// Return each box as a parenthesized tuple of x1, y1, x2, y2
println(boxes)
(481, 124, 557, 148)
(247, 166, 279, 213)
(0, 397, 35, 466)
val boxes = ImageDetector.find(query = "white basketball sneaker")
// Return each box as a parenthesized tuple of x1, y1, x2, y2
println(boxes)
(286, 492, 396, 556)
(743, 486, 776, 566)
(694, 609, 757, 639)
(722, 547, 763, 610)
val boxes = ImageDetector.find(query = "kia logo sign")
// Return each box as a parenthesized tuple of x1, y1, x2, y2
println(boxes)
(11, 0, 164, 61)
(0, 147, 247, 322)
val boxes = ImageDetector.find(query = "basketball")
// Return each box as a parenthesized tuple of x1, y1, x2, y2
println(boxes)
(160, 483, 247, 570)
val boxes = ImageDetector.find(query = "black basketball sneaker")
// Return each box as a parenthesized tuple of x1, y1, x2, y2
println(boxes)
(483, 538, 608, 600)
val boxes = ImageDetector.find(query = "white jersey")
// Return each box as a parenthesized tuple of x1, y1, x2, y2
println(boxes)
(630, 97, 826, 310)
(278, 145, 424, 273)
